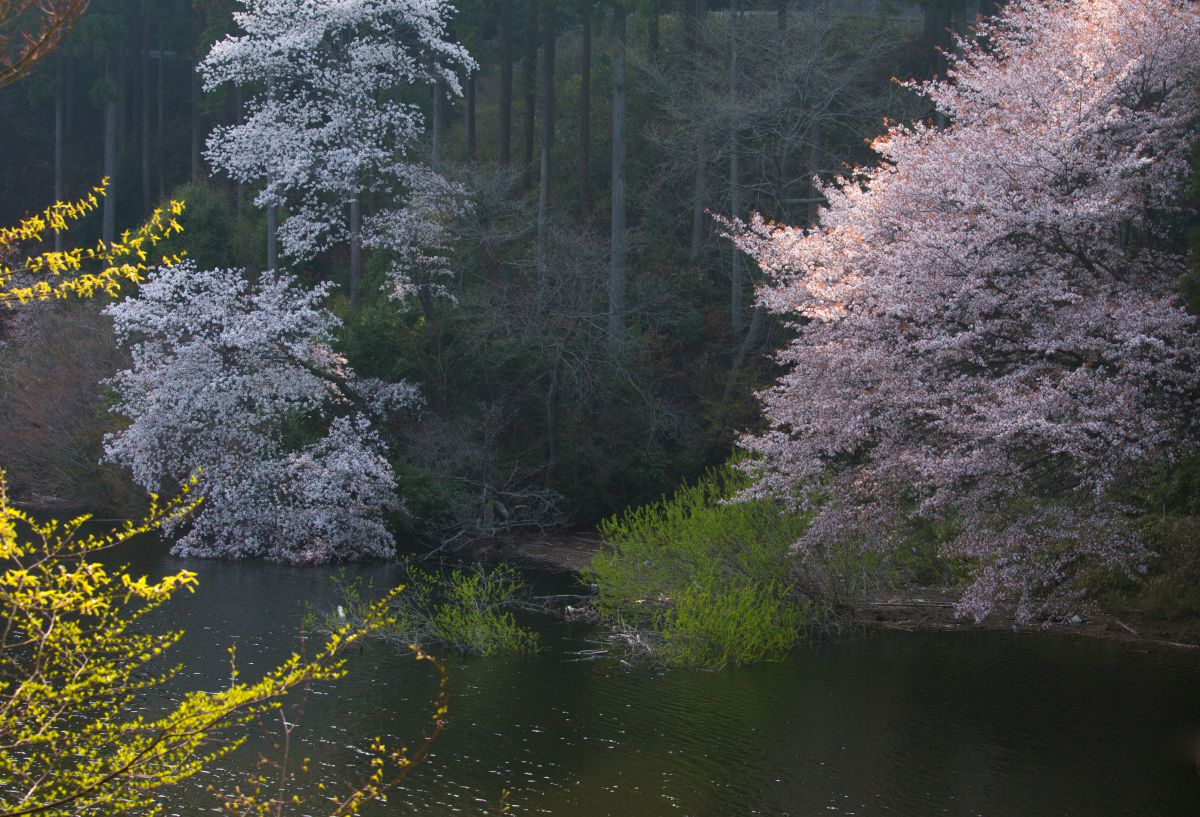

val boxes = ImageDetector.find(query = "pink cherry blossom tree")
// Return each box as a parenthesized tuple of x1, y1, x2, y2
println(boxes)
(729, 0, 1200, 622)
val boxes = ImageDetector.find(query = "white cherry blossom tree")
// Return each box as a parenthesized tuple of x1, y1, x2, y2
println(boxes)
(364, 162, 468, 305)
(729, 0, 1200, 622)
(201, 0, 474, 300)
(103, 262, 418, 562)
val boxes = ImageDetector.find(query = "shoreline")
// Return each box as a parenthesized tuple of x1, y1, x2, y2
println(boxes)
(485, 532, 1200, 654)
(852, 589, 1200, 653)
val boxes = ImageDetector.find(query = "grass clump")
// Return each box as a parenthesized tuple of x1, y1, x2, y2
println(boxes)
(321, 560, 539, 657)
(587, 461, 810, 669)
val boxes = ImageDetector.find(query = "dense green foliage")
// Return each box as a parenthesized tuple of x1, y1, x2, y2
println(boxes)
(588, 462, 810, 668)
(154, 180, 235, 269)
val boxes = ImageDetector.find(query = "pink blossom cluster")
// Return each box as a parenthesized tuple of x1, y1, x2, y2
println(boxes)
(730, 0, 1200, 621)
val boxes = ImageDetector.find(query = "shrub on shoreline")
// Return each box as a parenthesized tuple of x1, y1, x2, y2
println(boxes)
(587, 462, 810, 669)
(319, 560, 539, 657)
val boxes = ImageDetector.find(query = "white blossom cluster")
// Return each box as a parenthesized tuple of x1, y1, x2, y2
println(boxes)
(729, 0, 1200, 621)
(201, 0, 474, 260)
(363, 163, 468, 302)
(103, 262, 417, 562)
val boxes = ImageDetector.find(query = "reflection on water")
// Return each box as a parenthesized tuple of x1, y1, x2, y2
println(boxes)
(111, 539, 1200, 817)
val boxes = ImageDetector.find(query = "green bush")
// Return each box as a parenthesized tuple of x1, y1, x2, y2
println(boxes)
(430, 566, 539, 655)
(322, 560, 538, 657)
(587, 461, 810, 669)
(664, 578, 803, 669)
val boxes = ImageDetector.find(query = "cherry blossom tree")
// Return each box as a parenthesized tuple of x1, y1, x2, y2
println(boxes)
(103, 261, 418, 562)
(729, 0, 1200, 622)
(363, 162, 469, 305)
(200, 0, 474, 299)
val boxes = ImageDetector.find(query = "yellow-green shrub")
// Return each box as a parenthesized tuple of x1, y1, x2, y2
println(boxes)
(588, 462, 810, 669)
(325, 561, 538, 657)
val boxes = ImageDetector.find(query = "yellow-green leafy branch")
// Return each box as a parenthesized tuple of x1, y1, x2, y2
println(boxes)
(0, 469, 408, 817)
(1, 184, 447, 817)
(0, 180, 185, 307)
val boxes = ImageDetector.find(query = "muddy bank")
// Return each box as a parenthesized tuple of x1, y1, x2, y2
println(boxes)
(459, 531, 603, 574)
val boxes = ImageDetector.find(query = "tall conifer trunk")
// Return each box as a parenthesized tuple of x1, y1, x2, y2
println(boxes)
(806, 118, 822, 226)
(687, 0, 707, 266)
(578, 0, 591, 217)
(190, 9, 203, 180)
(608, 2, 627, 342)
(647, 0, 660, 55)
(102, 59, 117, 245)
(190, 74, 201, 178)
(64, 53, 74, 137)
(234, 84, 244, 211)
(466, 72, 477, 160)
(54, 54, 64, 252)
(140, 22, 151, 214)
(117, 51, 128, 155)
(499, 0, 514, 166)
(156, 25, 165, 199)
(537, 0, 556, 269)
(431, 82, 443, 169)
(521, 0, 537, 183)
(728, 0, 743, 336)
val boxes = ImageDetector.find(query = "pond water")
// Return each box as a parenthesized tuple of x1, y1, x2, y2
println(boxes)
(113, 541, 1200, 817)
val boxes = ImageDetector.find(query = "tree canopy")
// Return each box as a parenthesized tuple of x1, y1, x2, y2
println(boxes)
(732, 0, 1200, 621)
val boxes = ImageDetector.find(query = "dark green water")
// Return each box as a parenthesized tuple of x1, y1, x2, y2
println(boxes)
(115, 541, 1200, 817)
